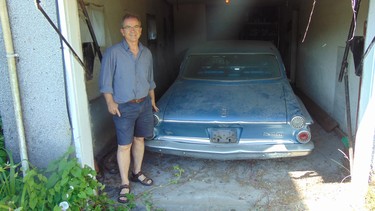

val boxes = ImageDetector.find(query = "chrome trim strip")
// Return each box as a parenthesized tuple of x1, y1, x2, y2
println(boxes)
(145, 140, 314, 160)
(155, 136, 296, 145)
(163, 120, 285, 124)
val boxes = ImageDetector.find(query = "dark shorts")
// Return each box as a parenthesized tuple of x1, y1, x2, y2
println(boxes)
(113, 97, 154, 146)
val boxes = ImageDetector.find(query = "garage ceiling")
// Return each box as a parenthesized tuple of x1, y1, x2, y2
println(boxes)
(166, 0, 290, 6)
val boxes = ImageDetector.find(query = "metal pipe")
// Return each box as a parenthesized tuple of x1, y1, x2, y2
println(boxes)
(0, 0, 29, 175)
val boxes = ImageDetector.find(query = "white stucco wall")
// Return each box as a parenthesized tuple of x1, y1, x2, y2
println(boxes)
(296, 0, 369, 134)
(352, 0, 375, 200)
(358, 0, 375, 119)
(0, 1, 72, 167)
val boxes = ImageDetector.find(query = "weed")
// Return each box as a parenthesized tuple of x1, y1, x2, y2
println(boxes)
(0, 147, 125, 210)
(0, 117, 6, 165)
(0, 150, 23, 210)
(170, 165, 185, 184)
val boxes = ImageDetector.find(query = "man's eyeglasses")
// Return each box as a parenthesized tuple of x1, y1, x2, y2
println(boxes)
(122, 25, 141, 31)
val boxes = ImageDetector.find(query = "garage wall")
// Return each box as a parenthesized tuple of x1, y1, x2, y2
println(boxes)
(351, 0, 375, 199)
(359, 0, 375, 119)
(0, 1, 72, 167)
(174, 4, 207, 59)
(80, 0, 174, 157)
(296, 0, 369, 134)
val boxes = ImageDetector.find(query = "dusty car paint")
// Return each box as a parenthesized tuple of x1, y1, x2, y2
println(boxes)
(146, 40, 314, 160)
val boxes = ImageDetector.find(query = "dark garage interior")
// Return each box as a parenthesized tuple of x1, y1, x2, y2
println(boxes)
(84, 0, 369, 167)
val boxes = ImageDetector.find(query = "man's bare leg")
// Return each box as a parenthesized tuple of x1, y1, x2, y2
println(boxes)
(131, 137, 152, 184)
(117, 144, 132, 199)
(132, 137, 145, 175)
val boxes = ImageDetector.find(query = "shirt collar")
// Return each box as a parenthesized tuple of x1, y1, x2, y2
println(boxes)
(122, 39, 144, 52)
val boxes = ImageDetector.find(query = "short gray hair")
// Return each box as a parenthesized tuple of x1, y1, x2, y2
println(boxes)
(121, 13, 141, 28)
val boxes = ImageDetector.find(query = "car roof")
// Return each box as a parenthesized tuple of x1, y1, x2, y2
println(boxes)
(185, 40, 279, 55)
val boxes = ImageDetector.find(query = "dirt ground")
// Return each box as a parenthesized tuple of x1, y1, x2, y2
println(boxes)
(99, 123, 364, 211)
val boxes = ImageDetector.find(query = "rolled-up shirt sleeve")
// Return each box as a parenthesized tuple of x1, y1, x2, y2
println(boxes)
(99, 49, 115, 94)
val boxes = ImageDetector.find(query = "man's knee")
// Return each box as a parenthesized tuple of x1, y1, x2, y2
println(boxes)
(118, 143, 132, 152)
(134, 137, 144, 142)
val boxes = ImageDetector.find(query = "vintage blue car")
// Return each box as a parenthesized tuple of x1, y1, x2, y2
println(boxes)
(146, 40, 314, 160)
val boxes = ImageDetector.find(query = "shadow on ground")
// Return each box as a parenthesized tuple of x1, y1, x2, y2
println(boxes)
(100, 123, 354, 211)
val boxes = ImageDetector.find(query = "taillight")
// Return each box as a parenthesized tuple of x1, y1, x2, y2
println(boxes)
(291, 115, 305, 129)
(296, 130, 311, 144)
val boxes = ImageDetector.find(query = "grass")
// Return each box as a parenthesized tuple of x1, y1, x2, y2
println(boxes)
(0, 117, 6, 165)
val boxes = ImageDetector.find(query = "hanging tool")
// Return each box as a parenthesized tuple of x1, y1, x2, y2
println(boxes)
(338, 0, 362, 173)
(77, 0, 102, 61)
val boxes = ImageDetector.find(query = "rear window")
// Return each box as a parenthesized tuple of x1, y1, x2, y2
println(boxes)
(182, 54, 281, 80)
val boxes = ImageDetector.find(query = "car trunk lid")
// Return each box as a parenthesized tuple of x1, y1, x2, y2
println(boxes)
(163, 81, 287, 123)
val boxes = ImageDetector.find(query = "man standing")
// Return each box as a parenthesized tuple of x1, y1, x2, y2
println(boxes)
(99, 13, 158, 204)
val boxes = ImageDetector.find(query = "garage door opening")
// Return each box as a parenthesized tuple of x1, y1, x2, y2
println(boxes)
(69, 0, 372, 208)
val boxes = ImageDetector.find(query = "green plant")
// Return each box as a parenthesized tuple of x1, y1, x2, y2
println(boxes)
(0, 147, 126, 210)
(169, 165, 184, 184)
(0, 150, 24, 210)
(42, 147, 105, 209)
(0, 117, 6, 165)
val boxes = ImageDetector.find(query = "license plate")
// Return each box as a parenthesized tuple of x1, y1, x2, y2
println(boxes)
(210, 128, 238, 143)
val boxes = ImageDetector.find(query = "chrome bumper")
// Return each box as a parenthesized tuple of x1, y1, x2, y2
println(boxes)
(145, 139, 314, 160)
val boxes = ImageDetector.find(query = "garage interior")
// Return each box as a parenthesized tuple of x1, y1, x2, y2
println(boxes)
(72, 0, 372, 208)
(82, 0, 369, 164)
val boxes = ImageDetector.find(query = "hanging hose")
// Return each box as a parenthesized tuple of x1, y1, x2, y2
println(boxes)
(339, 0, 362, 82)
(337, 0, 362, 174)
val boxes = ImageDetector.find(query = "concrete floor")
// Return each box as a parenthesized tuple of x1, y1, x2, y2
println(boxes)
(100, 123, 359, 211)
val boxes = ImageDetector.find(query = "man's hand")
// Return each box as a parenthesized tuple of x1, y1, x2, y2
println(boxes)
(104, 93, 121, 117)
(149, 89, 159, 112)
(152, 102, 159, 112)
(108, 101, 121, 117)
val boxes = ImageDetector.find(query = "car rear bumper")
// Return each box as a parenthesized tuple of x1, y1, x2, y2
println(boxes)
(145, 139, 314, 160)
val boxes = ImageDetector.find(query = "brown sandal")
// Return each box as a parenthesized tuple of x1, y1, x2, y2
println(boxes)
(117, 184, 130, 203)
(131, 171, 153, 186)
